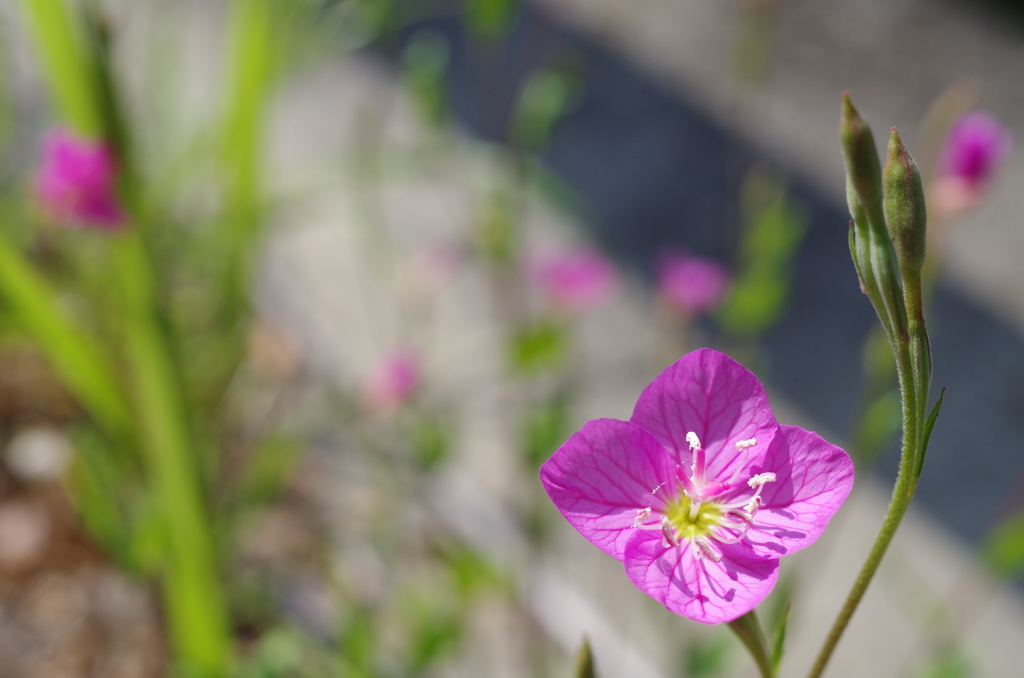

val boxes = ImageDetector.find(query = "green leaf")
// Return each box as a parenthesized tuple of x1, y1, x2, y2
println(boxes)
(522, 393, 569, 468)
(513, 67, 578, 150)
(853, 389, 901, 463)
(914, 387, 945, 480)
(717, 174, 808, 337)
(403, 29, 450, 126)
(465, 0, 518, 39)
(984, 509, 1024, 578)
(412, 415, 453, 471)
(509, 321, 567, 374)
(685, 635, 731, 678)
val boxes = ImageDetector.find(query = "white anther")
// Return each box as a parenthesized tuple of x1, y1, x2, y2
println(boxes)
(660, 517, 678, 548)
(747, 472, 777, 488)
(694, 537, 722, 562)
(686, 431, 701, 451)
(743, 495, 762, 515)
(735, 438, 757, 451)
(633, 507, 652, 528)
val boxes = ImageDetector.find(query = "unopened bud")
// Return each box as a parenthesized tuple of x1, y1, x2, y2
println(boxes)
(840, 93, 884, 227)
(883, 128, 927, 274)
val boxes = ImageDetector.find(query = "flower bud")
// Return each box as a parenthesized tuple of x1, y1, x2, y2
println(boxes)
(883, 128, 927, 274)
(840, 93, 884, 228)
(840, 94, 907, 343)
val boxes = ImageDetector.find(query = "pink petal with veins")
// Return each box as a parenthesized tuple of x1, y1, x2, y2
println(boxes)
(630, 349, 779, 478)
(743, 425, 854, 558)
(624, 530, 778, 624)
(541, 419, 676, 560)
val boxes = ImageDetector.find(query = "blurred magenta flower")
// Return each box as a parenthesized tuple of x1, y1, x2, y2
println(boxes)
(656, 251, 730, 315)
(533, 248, 617, 313)
(364, 350, 420, 412)
(34, 128, 124, 229)
(540, 349, 853, 623)
(934, 110, 1012, 214)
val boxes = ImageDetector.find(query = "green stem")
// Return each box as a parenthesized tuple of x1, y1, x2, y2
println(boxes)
(729, 609, 774, 678)
(805, 338, 921, 678)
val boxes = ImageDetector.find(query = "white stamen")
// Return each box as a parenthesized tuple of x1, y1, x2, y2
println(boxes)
(660, 517, 678, 547)
(633, 507, 652, 528)
(743, 495, 762, 515)
(726, 439, 758, 484)
(694, 537, 722, 562)
(689, 499, 701, 522)
(686, 431, 701, 452)
(748, 472, 777, 488)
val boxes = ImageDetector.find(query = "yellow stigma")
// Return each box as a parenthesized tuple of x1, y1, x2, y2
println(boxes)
(664, 494, 723, 541)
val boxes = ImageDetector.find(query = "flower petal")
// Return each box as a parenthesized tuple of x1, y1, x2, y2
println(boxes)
(744, 424, 854, 557)
(623, 531, 778, 624)
(631, 349, 779, 479)
(540, 419, 675, 560)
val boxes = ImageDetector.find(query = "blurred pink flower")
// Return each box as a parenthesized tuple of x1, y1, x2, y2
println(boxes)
(541, 349, 853, 623)
(656, 251, 731, 315)
(934, 111, 1012, 214)
(34, 128, 124, 229)
(534, 248, 617, 312)
(364, 350, 420, 412)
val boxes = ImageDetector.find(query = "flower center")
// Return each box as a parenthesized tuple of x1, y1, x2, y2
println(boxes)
(664, 494, 722, 542)
(632, 432, 775, 562)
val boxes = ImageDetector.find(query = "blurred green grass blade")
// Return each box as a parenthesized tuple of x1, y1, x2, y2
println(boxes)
(574, 637, 596, 678)
(112, 234, 232, 677)
(0, 229, 130, 438)
(770, 604, 789, 675)
(222, 0, 277, 224)
(17, 0, 101, 134)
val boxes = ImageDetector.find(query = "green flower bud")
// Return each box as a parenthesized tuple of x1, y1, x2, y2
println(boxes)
(840, 93, 884, 228)
(840, 94, 908, 343)
(883, 128, 927, 274)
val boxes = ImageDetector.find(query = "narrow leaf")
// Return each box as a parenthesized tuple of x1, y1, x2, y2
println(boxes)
(574, 637, 596, 678)
(770, 604, 790, 675)
(914, 387, 945, 479)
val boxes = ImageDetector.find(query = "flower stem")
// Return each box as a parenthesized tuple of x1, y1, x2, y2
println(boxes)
(805, 336, 922, 678)
(729, 609, 774, 678)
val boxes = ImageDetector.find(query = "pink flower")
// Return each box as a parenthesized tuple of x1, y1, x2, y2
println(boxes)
(34, 128, 124, 229)
(533, 248, 617, 313)
(934, 111, 1012, 214)
(656, 251, 730, 315)
(364, 350, 420, 411)
(540, 349, 853, 623)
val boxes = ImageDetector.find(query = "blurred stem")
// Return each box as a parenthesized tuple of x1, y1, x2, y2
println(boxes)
(729, 609, 774, 678)
(17, 0, 102, 135)
(112, 233, 232, 678)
